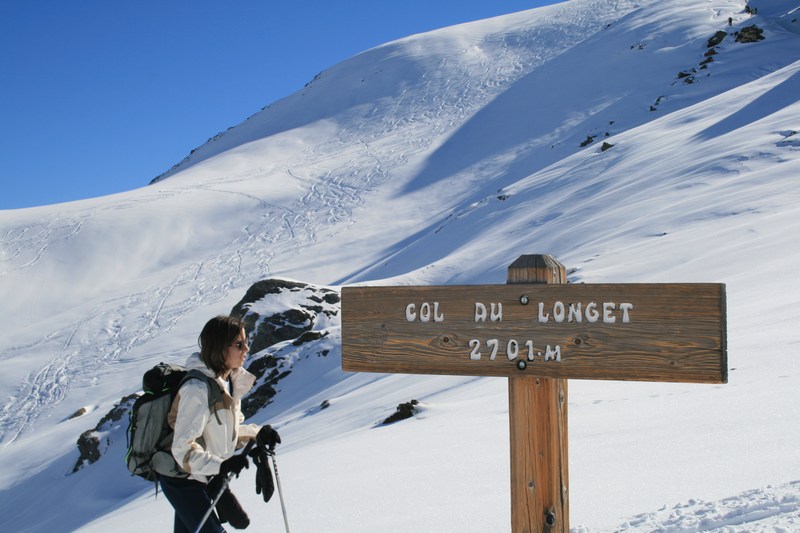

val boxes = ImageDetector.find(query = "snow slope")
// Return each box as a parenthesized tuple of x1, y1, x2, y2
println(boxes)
(1, 0, 799, 530)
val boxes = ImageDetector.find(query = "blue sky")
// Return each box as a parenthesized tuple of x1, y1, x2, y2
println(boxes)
(1, 1, 558, 210)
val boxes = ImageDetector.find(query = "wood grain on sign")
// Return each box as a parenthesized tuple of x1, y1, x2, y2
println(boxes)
(341, 283, 727, 383)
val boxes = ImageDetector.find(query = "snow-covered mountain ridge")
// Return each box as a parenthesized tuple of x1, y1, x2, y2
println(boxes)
(1, 0, 799, 530)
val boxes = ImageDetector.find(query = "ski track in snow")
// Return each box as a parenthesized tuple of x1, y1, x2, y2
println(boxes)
(593, 481, 800, 532)
(0, 216, 84, 277)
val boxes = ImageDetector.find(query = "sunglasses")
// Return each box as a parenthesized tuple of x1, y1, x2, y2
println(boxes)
(231, 340, 248, 350)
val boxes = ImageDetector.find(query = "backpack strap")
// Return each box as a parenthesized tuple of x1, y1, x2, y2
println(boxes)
(180, 370, 224, 425)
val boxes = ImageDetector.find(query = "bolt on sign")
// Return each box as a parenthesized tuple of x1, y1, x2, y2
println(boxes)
(341, 255, 727, 532)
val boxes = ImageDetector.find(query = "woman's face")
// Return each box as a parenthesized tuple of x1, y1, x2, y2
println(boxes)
(224, 327, 249, 372)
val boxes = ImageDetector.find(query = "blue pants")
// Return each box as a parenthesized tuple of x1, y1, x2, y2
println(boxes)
(158, 475, 226, 533)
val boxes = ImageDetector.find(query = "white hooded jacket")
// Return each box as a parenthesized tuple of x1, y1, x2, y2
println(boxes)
(169, 352, 260, 482)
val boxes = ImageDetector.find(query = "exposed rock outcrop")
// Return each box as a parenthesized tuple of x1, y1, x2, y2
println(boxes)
(72, 393, 138, 473)
(735, 25, 765, 43)
(381, 400, 421, 425)
(230, 279, 340, 417)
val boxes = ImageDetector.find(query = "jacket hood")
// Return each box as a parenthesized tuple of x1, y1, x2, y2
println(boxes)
(186, 352, 214, 375)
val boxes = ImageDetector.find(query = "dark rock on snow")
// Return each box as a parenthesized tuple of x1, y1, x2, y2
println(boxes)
(735, 25, 765, 43)
(382, 400, 421, 425)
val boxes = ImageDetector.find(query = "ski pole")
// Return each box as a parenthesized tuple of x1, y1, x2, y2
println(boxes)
(195, 440, 254, 533)
(269, 449, 291, 533)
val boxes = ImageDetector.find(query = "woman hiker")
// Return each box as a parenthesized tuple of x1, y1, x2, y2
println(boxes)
(160, 315, 281, 532)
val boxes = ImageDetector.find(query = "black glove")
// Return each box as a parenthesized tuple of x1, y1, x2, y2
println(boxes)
(250, 447, 275, 503)
(216, 486, 250, 529)
(206, 475, 250, 529)
(256, 425, 281, 451)
(207, 473, 225, 496)
(219, 453, 249, 478)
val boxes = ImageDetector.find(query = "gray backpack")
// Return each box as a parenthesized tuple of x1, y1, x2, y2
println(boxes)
(125, 362, 222, 481)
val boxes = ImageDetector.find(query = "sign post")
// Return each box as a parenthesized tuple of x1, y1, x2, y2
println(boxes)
(507, 254, 568, 532)
(341, 254, 727, 532)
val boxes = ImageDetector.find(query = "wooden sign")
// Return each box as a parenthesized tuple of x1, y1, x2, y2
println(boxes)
(342, 283, 727, 384)
(341, 255, 729, 532)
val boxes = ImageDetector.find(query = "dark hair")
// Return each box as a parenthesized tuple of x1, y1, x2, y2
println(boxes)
(198, 315, 245, 376)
